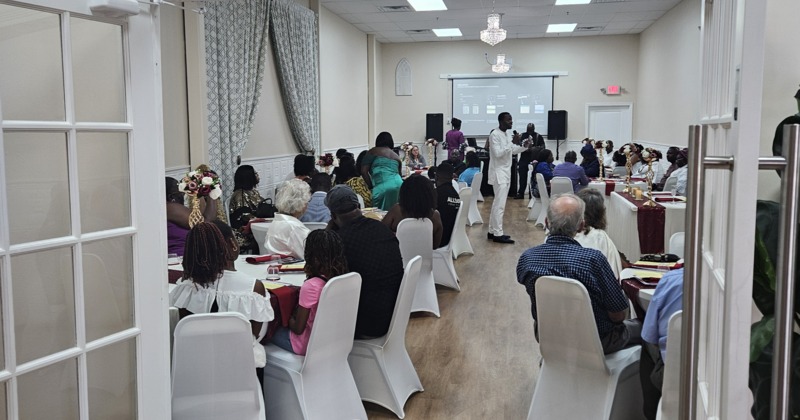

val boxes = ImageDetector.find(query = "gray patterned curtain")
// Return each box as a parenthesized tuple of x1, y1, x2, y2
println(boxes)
(269, 0, 320, 155)
(204, 0, 270, 204)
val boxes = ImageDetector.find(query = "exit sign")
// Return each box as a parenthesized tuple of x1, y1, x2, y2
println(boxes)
(606, 85, 621, 95)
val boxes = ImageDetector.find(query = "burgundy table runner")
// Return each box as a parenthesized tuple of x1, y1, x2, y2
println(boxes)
(618, 192, 666, 254)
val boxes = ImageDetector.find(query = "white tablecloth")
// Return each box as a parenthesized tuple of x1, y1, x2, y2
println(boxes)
(586, 180, 647, 200)
(606, 192, 686, 262)
(168, 255, 306, 288)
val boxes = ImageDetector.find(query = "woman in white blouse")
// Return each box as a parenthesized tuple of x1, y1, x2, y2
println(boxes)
(574, 188, 625, 279)
(170, 221, 274, 368)
(264, 179, 312, 258)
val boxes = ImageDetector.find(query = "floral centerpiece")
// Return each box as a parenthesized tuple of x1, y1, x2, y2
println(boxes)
(425, 138, 438, 166)
(641, 147, 658, 206)
(318, 153, 334, 174)
(621, 143, 635, 193)
(179, 170, 223, 227)
(400, 141, 414, 166)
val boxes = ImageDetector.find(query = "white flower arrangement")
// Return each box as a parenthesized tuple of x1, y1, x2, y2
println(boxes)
(400, 141, 414, 153)
(179, 169, 222, 200)
(425, 138, 438, 147)
(623, 145, 632, 154)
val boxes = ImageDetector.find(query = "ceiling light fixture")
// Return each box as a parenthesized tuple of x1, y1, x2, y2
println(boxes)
(433, 28, 462, 37)
(547, 23, 578, 33)
(554, 0, 591, 5)
(407, 0, 447, 12)
(480, 0, 506, 46)
(486, 53, 511, 73)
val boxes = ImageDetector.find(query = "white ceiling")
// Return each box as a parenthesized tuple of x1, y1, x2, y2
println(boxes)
(320, 0, 683, 43)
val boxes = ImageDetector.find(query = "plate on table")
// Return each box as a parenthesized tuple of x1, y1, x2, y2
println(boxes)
(168, 256, 183, 266)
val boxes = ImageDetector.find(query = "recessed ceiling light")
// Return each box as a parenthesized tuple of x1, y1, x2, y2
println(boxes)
(554, 0, 591, 5)
(407, 0, 447, 12)
(433, 28, 462, 37)
(547, 23, 578, 33)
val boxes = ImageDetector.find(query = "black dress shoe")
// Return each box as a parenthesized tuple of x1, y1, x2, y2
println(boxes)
(487, 233, 495, 240)
(513, 194, 524, 200)
(493, 235, 515, 244)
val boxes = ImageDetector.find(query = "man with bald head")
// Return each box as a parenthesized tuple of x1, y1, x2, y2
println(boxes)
(516, 194, 640, 354)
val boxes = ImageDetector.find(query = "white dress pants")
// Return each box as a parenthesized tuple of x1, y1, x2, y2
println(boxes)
(489, 182, 510, 236)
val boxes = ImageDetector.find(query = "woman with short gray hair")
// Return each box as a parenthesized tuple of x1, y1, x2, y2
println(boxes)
(264, 179, 311, 258)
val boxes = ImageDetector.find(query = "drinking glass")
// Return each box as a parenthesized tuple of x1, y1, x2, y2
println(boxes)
(266, 265, 281, 281)
(671, 187, 679, 199)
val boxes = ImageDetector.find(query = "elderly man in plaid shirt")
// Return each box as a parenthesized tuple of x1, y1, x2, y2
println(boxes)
(516, 193, 641, 354)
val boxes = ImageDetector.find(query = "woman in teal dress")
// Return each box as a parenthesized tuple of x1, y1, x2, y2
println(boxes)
(361, 132, 403, 210)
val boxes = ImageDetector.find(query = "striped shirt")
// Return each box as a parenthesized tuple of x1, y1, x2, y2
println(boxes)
(516, 235, 629, 337)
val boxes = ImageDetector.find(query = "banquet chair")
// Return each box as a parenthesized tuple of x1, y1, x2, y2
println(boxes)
(432, 189, 468, 290)
(357, 193, 365, 209)
(349, 256, 424, 419)
(656, 311, 682, 420)
(663, 176, 678, 193)
(396, 218, 440, 317)
(668, 232, 685, 258)
(612, 166, 628, 177)
(534, 173, 551, 228)
(303, 222, 328, 231)
(262, 273, 367, 420)
(168, 306, 179, 362)
(528, 276, 642, 420)
(224, 195, 232, 225)
(550, 176, 573, 197)
(171, 313, 265, 420)
(250, 223, 270, 255)
(467, 172, 484, 226)
(457, 181, 467, 190)
(450, 187, 474, 259)
(476, 161, 485, 202)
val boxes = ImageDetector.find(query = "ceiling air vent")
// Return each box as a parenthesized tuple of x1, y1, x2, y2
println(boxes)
(576, 25, 605, 31)
(377, 5, 413, 12)
(406, 29, 433, 35)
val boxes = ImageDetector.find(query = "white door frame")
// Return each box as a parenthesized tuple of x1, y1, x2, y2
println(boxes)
(585, 102, 633, 143)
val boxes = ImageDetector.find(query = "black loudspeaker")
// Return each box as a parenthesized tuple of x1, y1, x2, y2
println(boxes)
(547, 110, 567, 140)
(425, 113, 444, 142)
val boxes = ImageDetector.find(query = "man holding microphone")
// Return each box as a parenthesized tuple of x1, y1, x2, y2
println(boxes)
(488, 112, 528, 244)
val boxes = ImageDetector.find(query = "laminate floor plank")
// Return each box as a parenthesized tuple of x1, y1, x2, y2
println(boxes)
(365, 195, 547, 419)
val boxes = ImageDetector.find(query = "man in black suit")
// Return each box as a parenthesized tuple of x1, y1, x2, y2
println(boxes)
(515, 123, 545, 199)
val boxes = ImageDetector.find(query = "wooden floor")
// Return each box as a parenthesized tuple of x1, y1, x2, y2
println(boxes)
(365, 194, 548, 419)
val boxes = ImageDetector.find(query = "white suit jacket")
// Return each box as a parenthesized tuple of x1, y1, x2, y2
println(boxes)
(488, 128, 527, 185)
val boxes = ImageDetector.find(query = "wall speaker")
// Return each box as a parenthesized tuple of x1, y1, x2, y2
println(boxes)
(425, 113, 444, 142)
(547, 110, 567, 139)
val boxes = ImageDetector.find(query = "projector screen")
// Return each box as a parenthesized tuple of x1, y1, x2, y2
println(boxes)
(451, 77, 554, 137)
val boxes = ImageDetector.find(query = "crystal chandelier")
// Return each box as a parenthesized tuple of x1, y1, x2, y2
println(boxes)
(480, 13, 506, 46)
(491, 54, 510, 73)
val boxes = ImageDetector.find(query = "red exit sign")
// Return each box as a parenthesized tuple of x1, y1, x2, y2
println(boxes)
(606, 85, 621, 95)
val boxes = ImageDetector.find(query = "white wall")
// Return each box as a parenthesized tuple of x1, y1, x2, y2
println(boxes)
(756, 0, 800, 201)
(635, 0, 701, 146)
(378, 35, 640, 145)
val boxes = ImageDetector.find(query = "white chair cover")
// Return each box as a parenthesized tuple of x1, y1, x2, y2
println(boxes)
(663, 176, 678, 193)
(534, 173, 551, 228)
(550, 176, 573, 197)
(263, 273, 367, 420)
(457, 181, 467, 190)
(250, 223, 270, 255)
(612, 166, 628, 177)
(303, 222, 327, 231)
(433, 189, 466, 290)
(657, 311, 682, 420)
(396, 218, 440, 317)
(349, 256, 424, 418)
(668, 232, 684, 258)
(171, 313, 265, 420)
(467, 172, 484, 226)
(357, 193, 365, 209)
(476, 161, 485, 202)
(528, 276, 642, 420)
(450, 187, 474, 259)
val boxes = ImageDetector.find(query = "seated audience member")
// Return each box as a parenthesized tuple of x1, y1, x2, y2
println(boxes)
(447, 149, 467, 175)
(516, 194, 640, 353)
(640, 268, 684, 420)
(531, 148, 555, 198)
(427, 165, 437, 181)
(669, 148, 689, 195)
(195, 164, 228, 223)
(574, 189, 625, 278)
(656, 147, 681, 191)
(612, 145, 630, 168)
(553, 150, 589, 192)
(325, 185, 404, 338)
(458, 151, 482, 186)
(337, 152, 372, 208)
(603, 140, 616, 168)
(382, 174, 444, 250)
(166, 177, 217, 257)
(285, 154, 316, 182)
(229, 165, 269, 254)
(435, 162, 461, 248)
(331, 149, 350, 182)
(169, 222, 273, 367)
(267, 230, 349, 356)
(264, 179, 311, 258)
(407, 145, 427, 169)
(300, 173, 332, 223)
(579, 144, 600, 177)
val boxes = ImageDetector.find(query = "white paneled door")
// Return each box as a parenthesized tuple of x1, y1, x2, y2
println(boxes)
(685, 0, 767, 419)
(0, 1, 169, 419)
(586, 103, 632, 145)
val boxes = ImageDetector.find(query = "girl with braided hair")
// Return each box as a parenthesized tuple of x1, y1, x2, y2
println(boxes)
(268, 229, 349, 355)
(169, 222, 274, 367)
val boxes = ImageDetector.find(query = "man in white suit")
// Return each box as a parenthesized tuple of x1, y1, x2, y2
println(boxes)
(487, 112, 527, 244)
